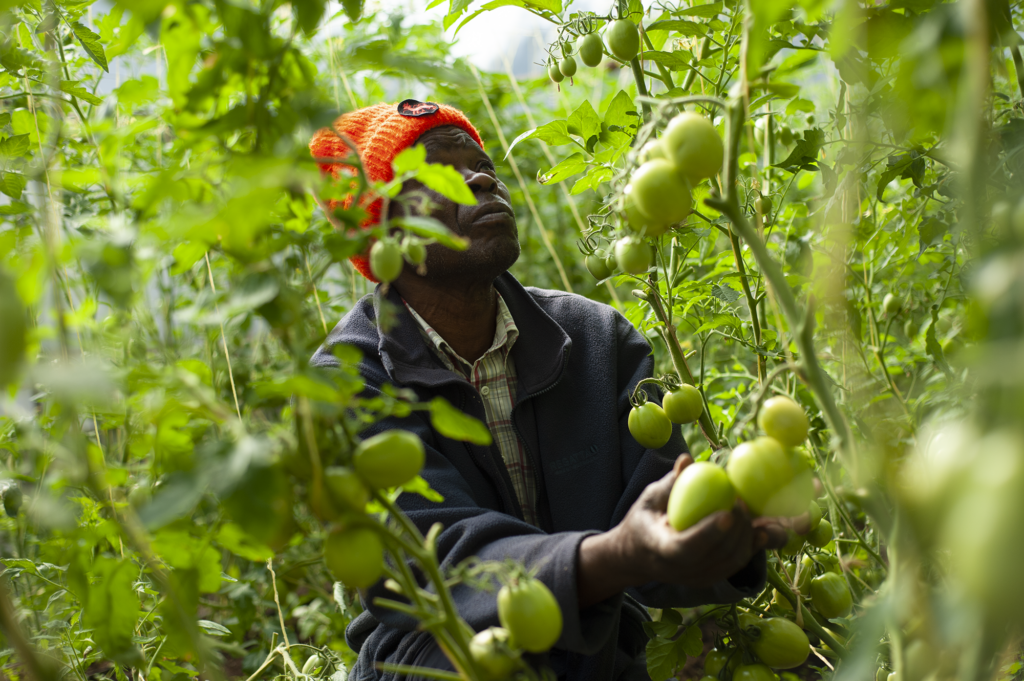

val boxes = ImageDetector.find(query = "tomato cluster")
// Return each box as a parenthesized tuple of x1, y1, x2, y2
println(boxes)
(368, 234, 430, 283)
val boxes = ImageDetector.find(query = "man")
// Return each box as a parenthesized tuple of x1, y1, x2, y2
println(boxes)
(309, 101, 787, 681)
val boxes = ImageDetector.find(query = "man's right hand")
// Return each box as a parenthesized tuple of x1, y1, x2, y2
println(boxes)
(577, 455, 788, 608)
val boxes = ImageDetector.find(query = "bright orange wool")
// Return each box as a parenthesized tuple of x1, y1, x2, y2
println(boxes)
(309, 102, 484, 281)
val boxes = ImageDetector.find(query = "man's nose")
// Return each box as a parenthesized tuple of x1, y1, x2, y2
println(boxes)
(466, 170, 497, 195)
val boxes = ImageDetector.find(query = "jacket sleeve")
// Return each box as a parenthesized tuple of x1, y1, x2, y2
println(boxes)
(355, 396, 621, 657)
(607, 311, 768, 609)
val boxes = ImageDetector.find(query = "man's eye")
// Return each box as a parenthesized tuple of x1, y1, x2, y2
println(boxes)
(479, 161, 496, 172)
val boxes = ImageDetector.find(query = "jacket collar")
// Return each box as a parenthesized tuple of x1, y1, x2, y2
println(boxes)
(375, 272, 572, 396)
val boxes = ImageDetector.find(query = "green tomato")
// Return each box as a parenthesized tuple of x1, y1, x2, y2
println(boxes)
(779, 530, 804, 556)
(614, 237, 652, 275)
(548, 63, 564, 83)
(559, 56, 577, 77)
(369, 240, 404, 283)
(704, 648, 736, 677)
(661, 112, 724, 184)
(763, 465, 815, 518)
(498, 578, 563, 653)
(628, 159, 693, 225)
(603, 253, 618, 273)
(605, 19, 639, 61)
(628, 402, 673, 449)
(731, 663, 776, 681)
(809, 572, 852, 619)
(755, 196, 773, 218)
(585, 253, 614, 280)
(0, 272, 27, 388)
(402, 235, 426, 265)
(578, 32, 604, 66)
(662, 384, 704, 424)
(883, 292, 901, 316)
(324, 466, 371, 513)
(726, 436, 794, 516)
(757, 395, 808, 447)
(638, 140, 668, 163)
(778, 127, 794, 145)
(624, 193, 671, 237)
(301, 654, 321, 675)
(324, 526, 384, 588)
(807, 518, 833, 548)
(469, 627, 518, 681)
(3, 485, 23, 517)
(806, 500, 823, 533)
(353, 429, 425, 489)
(667, 461, 735, 531)
(750, 617, 810, 669)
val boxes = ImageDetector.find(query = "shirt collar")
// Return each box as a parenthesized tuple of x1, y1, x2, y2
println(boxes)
(402, 292, 519, 374)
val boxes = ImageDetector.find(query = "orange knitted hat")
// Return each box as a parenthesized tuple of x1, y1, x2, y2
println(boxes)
(309, 100, 484, 281)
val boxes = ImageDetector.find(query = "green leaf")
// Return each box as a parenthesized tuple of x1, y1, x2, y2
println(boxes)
(643, 50, 695, 71)
(71, 21, 109, 72)
(567, 100, 602, 146)
(393, 144, 427, 175)
(60, 81, 104, 105)
(675, 2, 722, 17)
(645, 19, 706, 36)
(83, 557, 142, 664)
(506, 120, 574, 158)
(539, 153, 589, 185)
(695, 314, 741, 334)
(392, 215, 469, 251)
(400, 475, 445, 503)
(522, 0, 560, 10)
(603, 90, 638, 131)
(0, 134, 30, 158)
(679, 624, 703, 657)
(570, 166, 612, 195)
(773, 128, 824, 172)
(198, 620, 233, 637)
(918, 217, 948, 254)
(646, 634, 683, 681)
(429, 397, 492, 445)
(216, 523, 274, 562)
(0, 173, 26, 200)
(415, 163, 477, 205)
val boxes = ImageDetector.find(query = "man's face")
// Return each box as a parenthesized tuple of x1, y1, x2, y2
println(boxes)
(391, 125, 520, 283)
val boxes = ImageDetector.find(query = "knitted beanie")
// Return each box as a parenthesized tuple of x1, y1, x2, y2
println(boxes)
(309, 100, 484, 281)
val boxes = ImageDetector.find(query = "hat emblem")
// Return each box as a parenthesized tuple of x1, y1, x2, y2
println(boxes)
(397, 99, 440, 117)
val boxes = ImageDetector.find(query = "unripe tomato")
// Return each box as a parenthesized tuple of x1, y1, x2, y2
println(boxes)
(732, 664, 776, 681)
(614, 238, 651, 275)
(883, 292, 901, 316)
(0, 272, 27, 388)
(805, 500, 822, 532)
(3, 485, 22, 517)
(779, 530, 804, 556)
(809, 572, 852, 619)
(605, 19, 639, 61)
(662, 384, 703, 424)
(585, 253, 614, 280)
(772, 588, 793, 612)
(402, 236, 426, 265)
(667, 461, 735, 531)
(324, 466, 370, 512)
(559, 56, 577, 77)
(757, 395, 809, 447)
(755, 196, 773, 218)
(324, 526, 384, 588)
(764, 463, 815, 518)
(807, 518, 833, 548)
(628, 160, 693, 225)
(469, 627, 517, 680)
(638, 140, 668, 163)
(497, 578, 563, 653)
(818, 553, 841, 574)
(750, 617, 810, 669)
(628, 402, 673, 449)
(778, 126, 794, 145)
(704, 648, 735, 677)
(548, 63, 564, 83)
(661, 113, 724, 184)
(624, 193, 670, 237)
(726, 437, 793, 516)
(603, 253, 618, 273)
(301, 654, 321, 675)
(578, 32, 604, 66)
(353, 430, 425, 489)
(369, 240, 403, 283)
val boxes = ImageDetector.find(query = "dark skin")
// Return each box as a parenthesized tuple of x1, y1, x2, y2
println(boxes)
(389, 125, 789, 610)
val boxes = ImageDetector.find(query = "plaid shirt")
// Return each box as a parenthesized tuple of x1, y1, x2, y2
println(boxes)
(402, 295, 539, 526)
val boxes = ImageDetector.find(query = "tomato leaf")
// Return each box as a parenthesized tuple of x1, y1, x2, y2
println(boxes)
(71, 21, 109, 72)
(645, 634, 684, 681)
(679, 624, 703, 657)
(429, 397, 492, 445)
(645, 19, 706, 36)
(401, 475, 445, 503)
(392, 215, 469, 251)
(82, 557, 142, 664)
(567, 100, 602, 145)
(415, 163, 477, 205)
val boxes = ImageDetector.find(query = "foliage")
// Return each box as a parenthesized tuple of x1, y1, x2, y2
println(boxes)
(1, 0, 1024, 680)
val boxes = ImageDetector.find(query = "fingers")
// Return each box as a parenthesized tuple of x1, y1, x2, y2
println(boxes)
(751, 518, 790, 550)
(643, 455, 693, 510)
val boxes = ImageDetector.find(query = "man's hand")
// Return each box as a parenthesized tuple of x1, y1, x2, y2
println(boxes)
(577, 455, 789, 608)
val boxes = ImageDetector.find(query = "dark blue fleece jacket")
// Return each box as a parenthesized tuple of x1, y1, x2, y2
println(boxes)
(310, 272, 765, 681)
